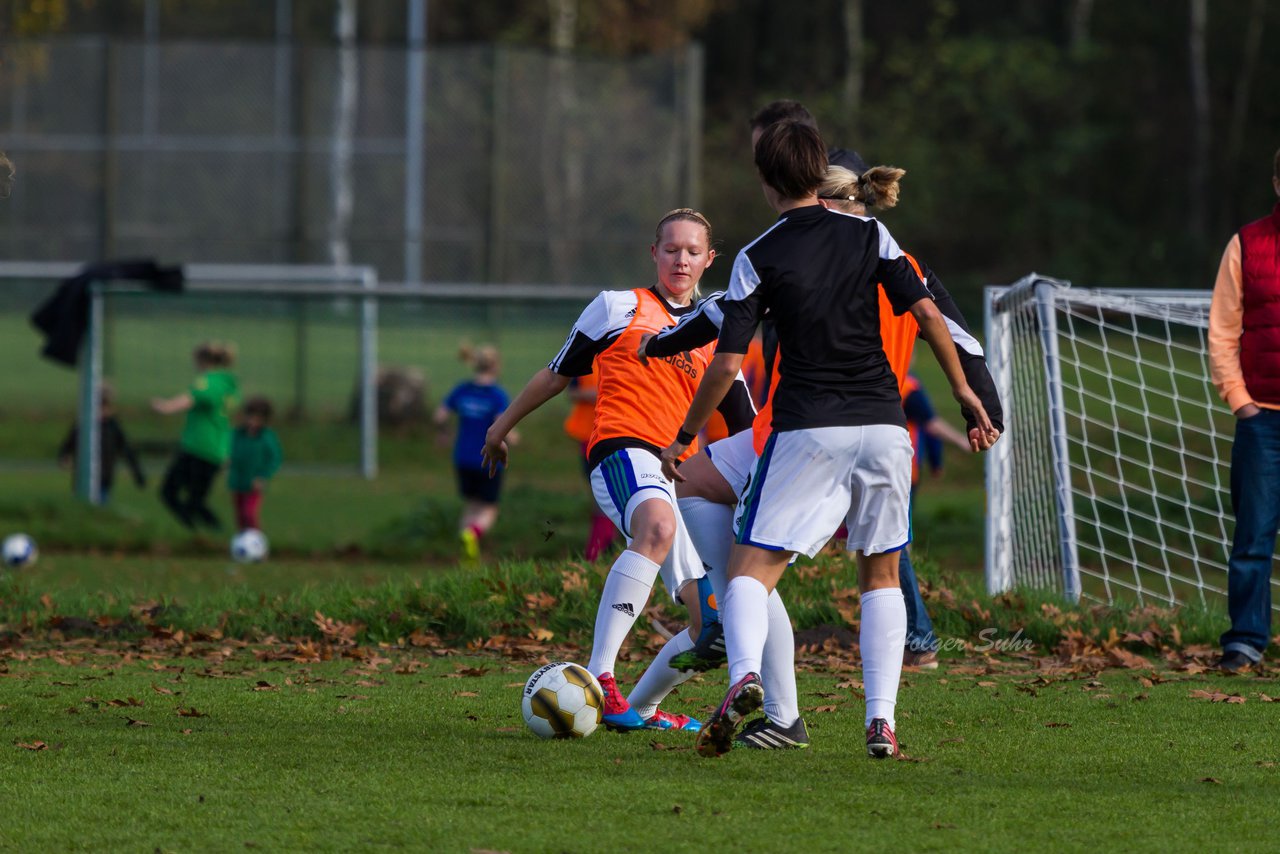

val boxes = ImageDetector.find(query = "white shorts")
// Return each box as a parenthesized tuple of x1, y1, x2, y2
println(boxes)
(590, 447, 704, 601)
(733, 425, 913, 558)
(705, 430, 758, 497)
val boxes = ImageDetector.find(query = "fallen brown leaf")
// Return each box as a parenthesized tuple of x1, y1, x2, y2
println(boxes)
(1189, 690, 1246, 704)
(1200, 777, 1222, 784)
(126, 718, 151, 727)
(16, 741, 47, 751)
(176, 707, 208, 718)
(1042, 722, 1071, 728)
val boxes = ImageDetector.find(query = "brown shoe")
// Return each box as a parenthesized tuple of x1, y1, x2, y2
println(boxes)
(1216, 650, 1256, 673)
(903, 649, 939, 670)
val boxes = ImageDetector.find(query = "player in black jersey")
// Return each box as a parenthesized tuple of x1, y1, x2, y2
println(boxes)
(663, 120, 998, 759)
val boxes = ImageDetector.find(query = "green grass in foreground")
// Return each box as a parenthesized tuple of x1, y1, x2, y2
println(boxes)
(0, 651, 1276, 852)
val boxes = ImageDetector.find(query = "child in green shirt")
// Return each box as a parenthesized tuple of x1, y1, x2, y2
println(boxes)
(228, 396, 283, 533)
(152, 341, 239, 530)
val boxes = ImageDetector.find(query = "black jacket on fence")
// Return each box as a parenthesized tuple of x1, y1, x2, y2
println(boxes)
(30, 259, 184, 366)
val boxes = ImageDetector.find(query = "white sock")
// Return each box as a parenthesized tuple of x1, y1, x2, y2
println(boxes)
(677, 497, 733, 603)
(587, 550, 660, 677)
(723, 575, 770, 684)
(627, 628, 696, 720)
(762, 590, 800, 727)
(860, 587, 907, 728)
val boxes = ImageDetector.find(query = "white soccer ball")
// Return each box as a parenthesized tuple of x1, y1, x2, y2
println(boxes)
(230, 529, 269, 563)
(521, 662, 604, 739)
(2, 533, 37, 569)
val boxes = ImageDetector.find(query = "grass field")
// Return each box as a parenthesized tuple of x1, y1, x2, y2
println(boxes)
(3, 287, 1265, 850)
(2, 646, 1276, 851)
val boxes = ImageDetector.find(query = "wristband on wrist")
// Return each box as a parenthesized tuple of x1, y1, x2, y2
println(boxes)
(675, 428, 696, 446)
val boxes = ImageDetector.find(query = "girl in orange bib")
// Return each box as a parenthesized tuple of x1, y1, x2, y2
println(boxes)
(483, 210, 755, 732)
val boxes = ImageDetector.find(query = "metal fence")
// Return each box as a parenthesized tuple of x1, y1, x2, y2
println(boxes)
(1, 263, 600, 504)
(0, 37, 703, 285)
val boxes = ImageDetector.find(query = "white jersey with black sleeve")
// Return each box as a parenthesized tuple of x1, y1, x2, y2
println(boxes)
(548, 289, 646, 377)
(547, 287, 757, 467)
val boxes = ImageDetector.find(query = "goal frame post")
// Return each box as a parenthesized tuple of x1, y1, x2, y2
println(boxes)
(984, 275, 1234, 607)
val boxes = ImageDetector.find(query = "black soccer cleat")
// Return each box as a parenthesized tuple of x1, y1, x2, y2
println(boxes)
(735, 715, 810, 750)
(670, 620, 728, 673)
(865, 717, 899, 759)
(696, 671, 764, 758)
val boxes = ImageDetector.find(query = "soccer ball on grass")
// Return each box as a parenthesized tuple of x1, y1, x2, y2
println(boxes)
(230, 529, 269, 563)
(2, 533, 38, 569)
(521, 662, 604, 739)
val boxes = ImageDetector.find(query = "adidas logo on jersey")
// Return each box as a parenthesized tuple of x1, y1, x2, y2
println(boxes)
(612, 602, 636, 617)
(624, 308, 637, 318)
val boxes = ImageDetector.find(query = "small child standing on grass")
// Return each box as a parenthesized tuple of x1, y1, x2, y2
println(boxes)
(228, 396, 283, 533)
(58, 382, 147, 502)
(152, 341, 239, 531)
(434, 344, 514, 560)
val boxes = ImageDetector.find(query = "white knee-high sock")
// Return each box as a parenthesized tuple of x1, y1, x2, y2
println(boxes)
(761, 589, 799, 727)
(860, 587, 907, 728)
(627, 628, 696, 719)
(724, 575, 770, 684)
(588, 550, 660, 677)
(677, 497, 733, 603)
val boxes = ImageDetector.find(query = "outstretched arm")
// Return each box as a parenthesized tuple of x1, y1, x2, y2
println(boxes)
(908, 298, 997, 449)
(481, 368, 570, 476)
(921, 268, 1004, 435)
(659, 351, 744, 481)
(150, 393, 193, 415)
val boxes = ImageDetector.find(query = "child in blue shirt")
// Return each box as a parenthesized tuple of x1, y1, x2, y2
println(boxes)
(434, 345, 514, 559)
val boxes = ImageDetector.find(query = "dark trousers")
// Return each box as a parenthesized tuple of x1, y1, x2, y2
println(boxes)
(1220, 409, 1280, 659)
(161, 451, 223, 531)
(900, 548, 939, 652)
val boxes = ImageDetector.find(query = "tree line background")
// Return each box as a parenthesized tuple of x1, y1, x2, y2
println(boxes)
(5, 0, 1278, 308)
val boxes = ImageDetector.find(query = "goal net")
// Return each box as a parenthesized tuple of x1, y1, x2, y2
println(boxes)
(984, 274, 1273, 610)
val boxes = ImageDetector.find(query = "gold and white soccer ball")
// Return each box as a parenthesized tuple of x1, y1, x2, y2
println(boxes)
(521, 662, 604, 739)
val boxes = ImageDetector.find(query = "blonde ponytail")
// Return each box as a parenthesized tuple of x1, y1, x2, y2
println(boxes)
(818, 164, 906, 213)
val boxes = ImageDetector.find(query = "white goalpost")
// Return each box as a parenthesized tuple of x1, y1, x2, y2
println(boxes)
(984, 274, 1277, 611)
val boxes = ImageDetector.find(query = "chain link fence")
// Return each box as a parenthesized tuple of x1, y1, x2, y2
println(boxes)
(0, 38, 702, 284)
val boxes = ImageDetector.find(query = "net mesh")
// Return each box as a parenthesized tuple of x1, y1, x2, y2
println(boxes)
(987, 280, 1274, 609)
